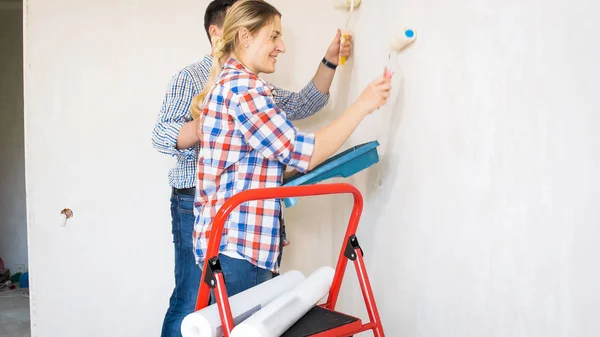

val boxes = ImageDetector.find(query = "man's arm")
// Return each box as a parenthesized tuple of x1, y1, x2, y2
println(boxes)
(312, 29, 352, 94)
(176, 119, 200, 150)
(272, 81, 329, 121)
(151, 70, 199, 157)
(274, 30, 353, 121)
(283, 169, 299, 180)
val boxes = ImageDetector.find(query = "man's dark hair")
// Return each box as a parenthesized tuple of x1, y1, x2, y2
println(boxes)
(204, 0, 239, 43)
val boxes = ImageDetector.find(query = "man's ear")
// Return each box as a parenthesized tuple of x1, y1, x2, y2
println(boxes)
(208, 24, 222, 42)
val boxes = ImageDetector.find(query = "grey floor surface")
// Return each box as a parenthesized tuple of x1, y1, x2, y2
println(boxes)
(0, 286, 30, 337)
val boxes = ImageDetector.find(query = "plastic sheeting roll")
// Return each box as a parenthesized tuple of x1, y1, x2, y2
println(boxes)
(229, 266, 335, 337)
(181, 270, 305, 337)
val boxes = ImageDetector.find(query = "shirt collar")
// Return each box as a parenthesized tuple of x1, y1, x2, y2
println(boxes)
(223, 57, 254, 74)
(222, 57, 276, 92)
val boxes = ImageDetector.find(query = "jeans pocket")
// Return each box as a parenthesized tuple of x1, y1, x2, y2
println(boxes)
(177, 194, 195, 215)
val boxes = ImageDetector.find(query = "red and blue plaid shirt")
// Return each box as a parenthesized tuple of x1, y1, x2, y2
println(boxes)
(193, 58, 316, 272)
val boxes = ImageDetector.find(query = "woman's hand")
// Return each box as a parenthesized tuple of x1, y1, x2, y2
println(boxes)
(354, 76, 393, 115)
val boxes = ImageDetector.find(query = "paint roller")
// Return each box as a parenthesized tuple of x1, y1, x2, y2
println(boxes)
(390, 28, 417, 53)
(335, 0, 361, 65)
(333, 0, 362, 10)
(384, 28, 417, 78)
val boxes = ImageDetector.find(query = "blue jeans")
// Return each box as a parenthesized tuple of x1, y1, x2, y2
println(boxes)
(161, 189, 201, 337)
(203, 254, 275, 299)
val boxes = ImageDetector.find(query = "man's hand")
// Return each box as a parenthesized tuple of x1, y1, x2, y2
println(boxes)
(194, 116, 203, 141)
(324, 29, 354, 66)
(176, 117, 202, 150)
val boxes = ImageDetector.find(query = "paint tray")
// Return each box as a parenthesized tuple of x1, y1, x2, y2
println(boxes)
(282, 140, 380, 207)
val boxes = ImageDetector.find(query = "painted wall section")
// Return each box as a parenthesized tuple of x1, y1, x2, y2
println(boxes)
(0, 4, 27, 274)
(331, 1, 600, 336)
(24, 0, 600, 337)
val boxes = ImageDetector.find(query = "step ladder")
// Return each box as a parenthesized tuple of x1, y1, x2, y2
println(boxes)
(193, 183, 385, 336)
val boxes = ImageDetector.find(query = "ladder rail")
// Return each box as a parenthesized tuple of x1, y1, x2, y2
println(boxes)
(194, 183, 363, 308)
(193, 182, 385, 336)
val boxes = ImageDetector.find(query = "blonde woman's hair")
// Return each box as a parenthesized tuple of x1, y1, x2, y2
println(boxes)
(191, 0, 281, 120)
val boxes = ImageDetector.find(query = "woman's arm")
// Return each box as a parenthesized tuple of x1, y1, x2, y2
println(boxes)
(308, 76, 392, 170)
(283, 169, 299, 180)
(235, 76, 392, 173)
(272, 30, 354, 121)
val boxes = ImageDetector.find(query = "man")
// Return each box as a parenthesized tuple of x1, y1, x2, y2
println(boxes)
(151, 0, 354, 336)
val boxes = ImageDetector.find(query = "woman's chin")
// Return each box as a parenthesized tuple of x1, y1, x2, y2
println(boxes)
(262, 66, 276, 74)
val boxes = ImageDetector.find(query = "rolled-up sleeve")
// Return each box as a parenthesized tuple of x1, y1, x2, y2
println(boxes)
(234, 87, 315, 173)
(151, 70, 198, 158)
(272, 80, 329, 121)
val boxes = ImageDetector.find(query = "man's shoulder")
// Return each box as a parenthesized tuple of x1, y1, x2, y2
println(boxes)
(171, 55, 213, 83)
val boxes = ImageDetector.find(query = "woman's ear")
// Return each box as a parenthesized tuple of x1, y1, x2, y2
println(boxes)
(237, 27, 251, 47)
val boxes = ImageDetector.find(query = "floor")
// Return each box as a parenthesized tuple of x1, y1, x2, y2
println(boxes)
(0, 286, 30, 337)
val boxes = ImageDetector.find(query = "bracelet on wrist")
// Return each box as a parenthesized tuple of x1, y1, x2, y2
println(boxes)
(321, 57, 337, 70)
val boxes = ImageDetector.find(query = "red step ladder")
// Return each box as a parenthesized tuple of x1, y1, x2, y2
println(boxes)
(194, 183, 385, 336)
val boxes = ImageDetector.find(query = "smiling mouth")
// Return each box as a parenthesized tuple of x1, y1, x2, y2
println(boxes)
(270, 56, 277, 62)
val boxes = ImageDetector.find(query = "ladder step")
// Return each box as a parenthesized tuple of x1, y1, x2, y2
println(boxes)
(281, 305, 361, 337)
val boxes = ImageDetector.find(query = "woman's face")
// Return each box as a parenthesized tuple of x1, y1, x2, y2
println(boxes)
(245, 15, 286, 74)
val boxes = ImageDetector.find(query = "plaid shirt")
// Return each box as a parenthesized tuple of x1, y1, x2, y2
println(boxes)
(151, 55, 329, 188)
(193, 58, 316, 272)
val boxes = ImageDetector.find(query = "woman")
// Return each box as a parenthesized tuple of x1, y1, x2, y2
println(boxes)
(191, 0, 392, 296)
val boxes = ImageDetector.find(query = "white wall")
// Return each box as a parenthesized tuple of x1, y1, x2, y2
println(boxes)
(335, 1, 600, 336)
(24, 1, 600, 337)
(0, 2, 28, 274)
(23, 1, 207, 336)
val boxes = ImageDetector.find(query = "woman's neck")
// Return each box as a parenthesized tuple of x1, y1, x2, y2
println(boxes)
(230, 51, 258, 75)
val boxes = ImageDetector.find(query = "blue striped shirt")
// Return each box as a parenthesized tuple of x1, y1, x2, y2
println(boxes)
(151, 55, 330, 188)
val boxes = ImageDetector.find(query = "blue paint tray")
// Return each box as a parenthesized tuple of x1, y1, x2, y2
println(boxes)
(282, 140, 380, 207)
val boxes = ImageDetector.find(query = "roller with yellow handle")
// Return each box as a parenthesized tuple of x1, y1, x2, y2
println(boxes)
(333, 0, 362, 10)
(337, 0, 360, 65)
(340, 32, 350, 65)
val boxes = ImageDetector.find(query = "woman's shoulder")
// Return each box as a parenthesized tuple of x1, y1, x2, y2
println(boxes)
(218, 68, 270, 96)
